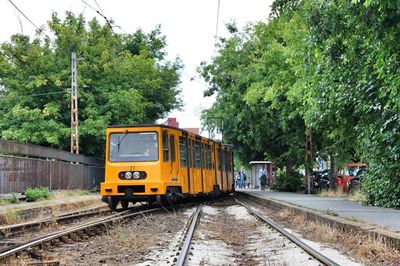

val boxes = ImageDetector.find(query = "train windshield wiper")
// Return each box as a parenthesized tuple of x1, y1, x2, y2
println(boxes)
(117, 131, 128, 152)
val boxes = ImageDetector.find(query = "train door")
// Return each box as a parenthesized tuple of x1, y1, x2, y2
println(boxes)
(194, 140, 203, 193)
(179, 136, 189, 193)
(212, 143, 218, 191)
(205, 143, 213, 193)
(225, 149, 233, 190)
(200, 142, 207, 193)
(161, 131, 171, 193)
(189, 138, 197, 194)
(217, 147, 225, 191)
(169, 134, 178, 180)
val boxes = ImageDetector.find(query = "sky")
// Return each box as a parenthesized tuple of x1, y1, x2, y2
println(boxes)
(0, 0, 273, 134)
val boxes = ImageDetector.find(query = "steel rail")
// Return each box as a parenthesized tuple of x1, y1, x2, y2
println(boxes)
(175, 204, 202, 266)
(0, 207, 160, 259)
(0, 206, 110, 238)
(234, 199, 340, 266)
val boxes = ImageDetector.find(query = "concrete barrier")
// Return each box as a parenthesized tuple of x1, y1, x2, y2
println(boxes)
(238, 191, 400, 251)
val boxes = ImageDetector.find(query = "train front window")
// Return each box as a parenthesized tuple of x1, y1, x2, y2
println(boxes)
(109, 132, 158, 162)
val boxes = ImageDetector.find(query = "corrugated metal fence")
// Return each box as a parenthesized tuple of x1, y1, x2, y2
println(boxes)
(0, 139, 104, 194)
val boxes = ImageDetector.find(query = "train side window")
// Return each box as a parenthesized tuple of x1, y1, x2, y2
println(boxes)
(189, 140, 194, 167)
(179, 137, 187, 167)
(170, 135, 176, 162)
(201, 143, 206, 169)
(162, 133, 169, 162)
(207, 145, 212, 169)
(195, 141, 201, 168)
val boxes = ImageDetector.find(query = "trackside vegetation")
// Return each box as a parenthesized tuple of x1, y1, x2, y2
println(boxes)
(200, 0, 400, 207)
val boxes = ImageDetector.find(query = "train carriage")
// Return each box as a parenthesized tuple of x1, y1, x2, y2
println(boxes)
(100, 124, 234, 210)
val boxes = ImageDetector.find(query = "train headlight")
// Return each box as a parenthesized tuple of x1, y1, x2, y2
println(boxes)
(125, 172, 132, 179)
(133, 171, 140, 179)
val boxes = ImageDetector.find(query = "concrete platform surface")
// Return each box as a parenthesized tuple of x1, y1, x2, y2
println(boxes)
(239, 189, 400, 232)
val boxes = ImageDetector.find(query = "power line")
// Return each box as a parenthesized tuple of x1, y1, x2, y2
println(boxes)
(213, 0, 221, 58)
(80, 0, 114, 33)
(0, 90, 68, 101)
(80, 0, 127, 34)
(93, 0, 105, 16)
(7, 0, 50, 39)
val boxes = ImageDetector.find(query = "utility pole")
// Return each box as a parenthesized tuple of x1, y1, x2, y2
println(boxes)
(70, 52, 79, 154)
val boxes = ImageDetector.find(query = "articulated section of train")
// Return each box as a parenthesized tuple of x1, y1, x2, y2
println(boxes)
(100, 124, 234, 209)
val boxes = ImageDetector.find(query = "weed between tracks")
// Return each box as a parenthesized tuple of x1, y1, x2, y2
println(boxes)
(259, 205, 400, 265)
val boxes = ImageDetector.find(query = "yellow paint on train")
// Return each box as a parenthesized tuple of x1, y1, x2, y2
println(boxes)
(100, 124, 234, 209)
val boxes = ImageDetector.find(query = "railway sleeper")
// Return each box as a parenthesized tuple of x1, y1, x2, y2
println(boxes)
(27, 260, 60, 266)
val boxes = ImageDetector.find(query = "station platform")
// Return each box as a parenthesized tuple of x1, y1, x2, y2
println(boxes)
(238, 189, 400, 232)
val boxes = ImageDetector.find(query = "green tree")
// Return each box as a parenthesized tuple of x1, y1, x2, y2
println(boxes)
(200, 12, 308, 173)
(0, 12, 182, 156)
(304, 0, 400, 206)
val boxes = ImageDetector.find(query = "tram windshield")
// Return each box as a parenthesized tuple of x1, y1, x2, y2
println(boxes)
(109, 132, 158, 162)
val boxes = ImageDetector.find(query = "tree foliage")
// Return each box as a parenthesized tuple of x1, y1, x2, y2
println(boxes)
(0, 12, 182, 156)
(201, 0, 400, 207)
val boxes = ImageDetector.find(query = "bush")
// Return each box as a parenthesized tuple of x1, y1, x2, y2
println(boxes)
(24, 187, 50, 202)
(8, 193, 18, 203)
(272, 171, 305, 192)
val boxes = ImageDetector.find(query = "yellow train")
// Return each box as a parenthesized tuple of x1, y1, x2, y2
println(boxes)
(100, 124, 234, 210)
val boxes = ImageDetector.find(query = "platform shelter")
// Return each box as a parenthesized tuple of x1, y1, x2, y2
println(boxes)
(249, 161, 274, 188)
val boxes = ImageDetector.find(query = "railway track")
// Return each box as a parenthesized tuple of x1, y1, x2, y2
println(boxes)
(0, 205, 110, 240)
(234, 199, 340, 266)
(174, 204, 203, 266)
(0, 205, 162, 263)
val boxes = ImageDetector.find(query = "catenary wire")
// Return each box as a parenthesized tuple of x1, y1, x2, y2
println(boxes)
(7, 0, 50, 39)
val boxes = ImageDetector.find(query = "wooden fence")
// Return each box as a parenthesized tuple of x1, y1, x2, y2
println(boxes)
(0, 139, 104, 194)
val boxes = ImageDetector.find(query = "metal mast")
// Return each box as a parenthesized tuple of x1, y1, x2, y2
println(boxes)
(70, 52, 79, 154)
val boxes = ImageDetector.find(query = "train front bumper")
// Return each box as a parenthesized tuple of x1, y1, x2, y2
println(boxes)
(100, 181, 167, 196)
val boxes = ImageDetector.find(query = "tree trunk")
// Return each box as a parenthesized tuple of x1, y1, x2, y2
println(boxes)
(329, 155, 337, 190)
(285, 161, 294, 176)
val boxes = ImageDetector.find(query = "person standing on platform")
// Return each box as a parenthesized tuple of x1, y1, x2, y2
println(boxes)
(240, 171, 245, 188)
(235, 171, 240, 188)
(259, 165, 268, 190)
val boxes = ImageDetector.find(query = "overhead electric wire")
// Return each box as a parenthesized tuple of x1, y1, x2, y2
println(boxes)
(7, 0, 50, 39)
(213, 0, 221, 58)
(93, 0, 105, 16)
(0, 90, 69, 101)
(80, 0, 114, 33)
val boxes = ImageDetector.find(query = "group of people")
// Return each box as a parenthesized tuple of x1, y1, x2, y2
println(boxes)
(235, 170, 248, 188)
(235, 165, 268, 190)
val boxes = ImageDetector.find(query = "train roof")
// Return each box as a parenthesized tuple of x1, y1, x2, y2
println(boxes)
(107, 124, 232, 147)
